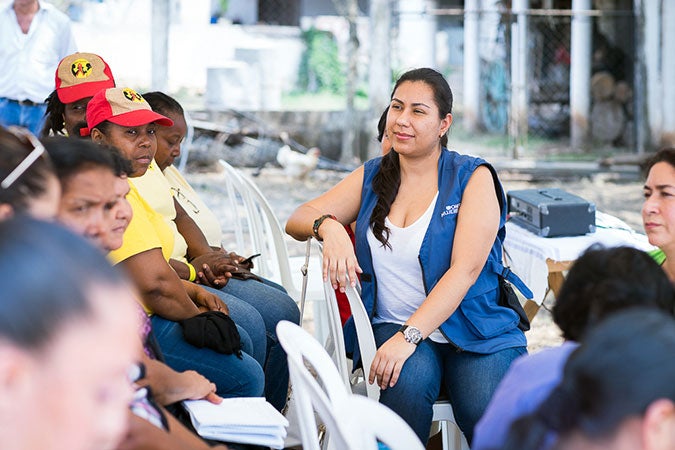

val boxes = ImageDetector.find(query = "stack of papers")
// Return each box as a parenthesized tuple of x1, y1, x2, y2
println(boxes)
(183, 397, 289, 449)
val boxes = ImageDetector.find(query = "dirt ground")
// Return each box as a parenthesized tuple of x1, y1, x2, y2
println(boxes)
(186, 162, 647, 353)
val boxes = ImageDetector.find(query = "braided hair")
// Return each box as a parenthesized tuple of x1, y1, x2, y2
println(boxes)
(41, 90, 66, 137)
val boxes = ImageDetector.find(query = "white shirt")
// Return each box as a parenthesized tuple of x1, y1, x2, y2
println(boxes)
(0, 1, 77, 103)
(369, 192, 448, 342)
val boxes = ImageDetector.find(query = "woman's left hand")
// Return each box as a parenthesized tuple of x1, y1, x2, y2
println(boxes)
(368, 332, 416, 390)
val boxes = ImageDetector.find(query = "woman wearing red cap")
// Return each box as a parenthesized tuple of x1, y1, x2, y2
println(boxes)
(84, 87, 266, 402)
(42, 52, 116, 138)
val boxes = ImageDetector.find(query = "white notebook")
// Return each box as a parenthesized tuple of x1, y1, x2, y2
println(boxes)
(183, 397, 289, 449)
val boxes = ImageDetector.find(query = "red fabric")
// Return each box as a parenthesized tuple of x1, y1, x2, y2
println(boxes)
(334, 225, 356, 325)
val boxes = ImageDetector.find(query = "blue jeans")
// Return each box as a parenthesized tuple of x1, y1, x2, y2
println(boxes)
(219, 277, 300, 411)
(150, 315, 264, 398)
(373, 322, 526, 445)
(0, 98, 47, 135)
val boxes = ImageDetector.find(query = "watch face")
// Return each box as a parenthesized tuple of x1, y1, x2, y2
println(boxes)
(404, 326, 423, 344)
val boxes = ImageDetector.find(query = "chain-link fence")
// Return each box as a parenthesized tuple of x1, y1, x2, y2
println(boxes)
(430, 5, 636, 154)
(527, 14, 571, 139)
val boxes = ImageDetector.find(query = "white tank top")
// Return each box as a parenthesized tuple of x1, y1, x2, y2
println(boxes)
(367, 192, 447, 343)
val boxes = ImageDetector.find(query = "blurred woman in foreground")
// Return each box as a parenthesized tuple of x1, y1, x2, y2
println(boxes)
(0, 217, 140, 450)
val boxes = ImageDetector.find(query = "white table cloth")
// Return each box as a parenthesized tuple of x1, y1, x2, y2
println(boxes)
(503, 212, 655, 304)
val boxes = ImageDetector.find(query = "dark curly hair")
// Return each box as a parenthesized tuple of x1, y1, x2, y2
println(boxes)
(370, 68, 453, 248)
(552, 245, 675, 341)
(44, 137, 120, 186)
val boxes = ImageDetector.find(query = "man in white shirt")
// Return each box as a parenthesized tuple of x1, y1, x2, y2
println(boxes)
(0, 0, 76, 134)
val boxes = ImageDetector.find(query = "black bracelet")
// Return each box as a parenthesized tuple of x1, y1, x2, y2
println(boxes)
(312, 214, 337, 240)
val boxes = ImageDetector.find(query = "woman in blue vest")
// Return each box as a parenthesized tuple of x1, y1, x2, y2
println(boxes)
(286, 68, 528, 444)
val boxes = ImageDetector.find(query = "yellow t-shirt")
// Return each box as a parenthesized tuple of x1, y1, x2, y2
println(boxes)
(108, 180, 175, 315)
(108, 180, 175, 264)
(163, 165, 223, 248)
(130, 160, 189, 263)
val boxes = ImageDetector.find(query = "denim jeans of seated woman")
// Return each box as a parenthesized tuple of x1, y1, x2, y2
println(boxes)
(372, 322, 526, 445)
(150, 315, 264, 399)
(203, 277, 301, 411)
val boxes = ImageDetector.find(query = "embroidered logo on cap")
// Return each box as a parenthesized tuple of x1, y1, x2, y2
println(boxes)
(123, 88, 144, 102)
(441, 203, 460, 217)
(70, 58, 93, 79)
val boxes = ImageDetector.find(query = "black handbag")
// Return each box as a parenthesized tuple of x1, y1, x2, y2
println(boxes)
(498, 275, 531, 331)
(179, 311, 243, 358)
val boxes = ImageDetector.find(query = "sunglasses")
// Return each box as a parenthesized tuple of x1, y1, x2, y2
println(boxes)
(1, 127, 46, 189)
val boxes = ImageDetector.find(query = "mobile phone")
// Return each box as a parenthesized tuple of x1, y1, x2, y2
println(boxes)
(241, 253, 261, 265)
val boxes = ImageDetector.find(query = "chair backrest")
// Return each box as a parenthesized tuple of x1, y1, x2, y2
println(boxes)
(321, 278, 351, 387)
(337, 396, 425, 450)
(216, 160, 326, 335)
(218, 159, 285, 281)
(315, 243, 381, 400)
(342, 283, 381, 400)
(210, 159, 255, 257)
(276, 320, 351, 450)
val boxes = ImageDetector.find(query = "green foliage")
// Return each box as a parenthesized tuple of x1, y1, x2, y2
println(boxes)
(281, 91, 369, 111)
(298, 27, 345, 94)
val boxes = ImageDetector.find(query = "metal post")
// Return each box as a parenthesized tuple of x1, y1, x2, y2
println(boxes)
(463, 0, 481, 132)
(151, 0, 170, 92)
(398, 0, 436, 68)
(368, 0, 392, 159)
(633, 0, 646, 154)
(662, 2, 675, 146)
(570, 0, 592, 151)
(340, 0, 360, 165)
(510, 0, 529, 157)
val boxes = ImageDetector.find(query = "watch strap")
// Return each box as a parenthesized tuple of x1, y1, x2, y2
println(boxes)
(312, 214, 337, 240)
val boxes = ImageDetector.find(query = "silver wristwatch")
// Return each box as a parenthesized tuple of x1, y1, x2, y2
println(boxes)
(399, 324, 423, 345)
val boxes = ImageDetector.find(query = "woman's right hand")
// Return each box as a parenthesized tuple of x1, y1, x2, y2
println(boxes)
(196, 263, 230, 288)
(320, 220, 362, 291)
(142, 359, 222, 406)
(174, 370, 222, 404)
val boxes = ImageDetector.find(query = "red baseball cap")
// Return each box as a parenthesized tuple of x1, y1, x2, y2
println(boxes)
(55, 52, 116, 103)
(80, 88, 174, 137)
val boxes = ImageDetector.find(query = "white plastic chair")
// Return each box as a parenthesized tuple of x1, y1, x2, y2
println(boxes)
(321, 276, 379, 399)
(216, 160, 325, 328)
(276, 320, 424, 450)
(337, 395, 424, 450)
(314, 241, 469, 450)
(276, 320, 352, 450)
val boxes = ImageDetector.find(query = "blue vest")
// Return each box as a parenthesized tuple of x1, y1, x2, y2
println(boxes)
(352, 149, 530, 354)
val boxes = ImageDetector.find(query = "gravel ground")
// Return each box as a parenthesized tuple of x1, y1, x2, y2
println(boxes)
(185, 161, 647, 353)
